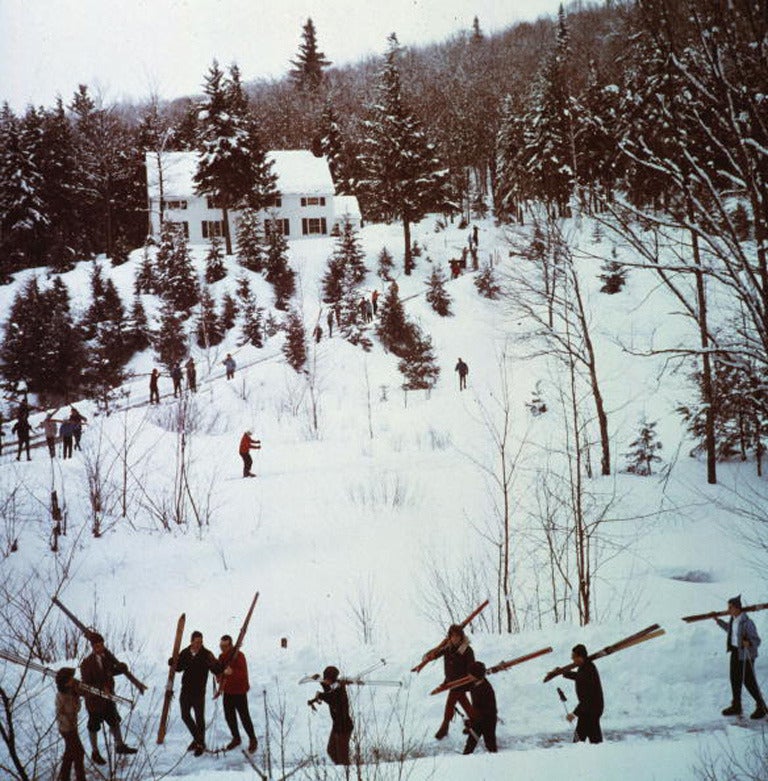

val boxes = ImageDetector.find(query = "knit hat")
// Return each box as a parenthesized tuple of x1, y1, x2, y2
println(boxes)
(572, 644, 588, 659)
(323, 665, 340, 682)
(728, 595, 742, 609)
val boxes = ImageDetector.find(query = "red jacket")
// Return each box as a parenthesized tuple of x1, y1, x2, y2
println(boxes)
(218, 650, 249, 695)
(239, 434, 258, 456)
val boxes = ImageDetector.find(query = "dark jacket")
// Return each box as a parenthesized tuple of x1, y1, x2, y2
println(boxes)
(318, 683, 354, 733)
(439, 639, 475, 683)
(80, 649, 127, 714)
(174, 646, 220, 697)
(469, 678, 497, 724)
(563, 660, 604, 720)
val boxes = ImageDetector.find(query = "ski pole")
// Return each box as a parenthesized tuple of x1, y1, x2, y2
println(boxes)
(455, 703, 480, 743)
(353, 658, 387, 679)
(556, 687, 570, 718)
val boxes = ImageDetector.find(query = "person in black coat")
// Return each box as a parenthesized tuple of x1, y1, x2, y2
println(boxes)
(173, 631, 221, 756)
(310, 666, 353, 765)
(563, 644, 604, 743)
(430, 624, 476, 740)
(462, 661, 497, 754)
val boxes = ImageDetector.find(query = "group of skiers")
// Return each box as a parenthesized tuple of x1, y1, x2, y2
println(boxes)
(149, 357, 200, 403)
(51, 593, 765, 778)
(4, 402, 87, 461)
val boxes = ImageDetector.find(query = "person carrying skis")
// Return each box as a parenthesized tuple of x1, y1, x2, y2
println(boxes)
(60, 419, 75, 459)
(69, 406, 87, 450)
(80, 633, 137, 764)
(171, 362, 183, 397)
(216, 634, 258, 753)
(55, 666, 86, 781)
(223, 353, 236, 380)
(455, 358, 469, 391)
(149, 368, 160, 404)
(239, 430, 261, 478)
(462, 661, 497, 754)
(173, 630, 221, 756)
(38, 413, 59, 458)
(562, 643, 604, 743)
(11, 403, 32, 461)
(716, 595, 767, 719)
(308, 665, 353, 765)
(186, 358, 197, 393)
(430, 624, 476, 740)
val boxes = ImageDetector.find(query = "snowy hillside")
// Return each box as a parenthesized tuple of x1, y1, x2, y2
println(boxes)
(1, 213, 766, 781)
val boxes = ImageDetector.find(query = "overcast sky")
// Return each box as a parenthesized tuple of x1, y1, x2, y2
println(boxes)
(0, 0, 561, 112)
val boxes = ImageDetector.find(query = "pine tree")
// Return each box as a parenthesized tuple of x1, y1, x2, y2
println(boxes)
(194, 61, 277, 255)
(375, 283, 415, 357)
(474, 263, 501, 299)
(338, 270, 372, 351)
(236, 208, 266, 272)
(154, 301, 188, 369)
(323, 217, 366, 304)
(239, 288, 264, 348)
(156, 222, 200, 313)
(425, 266, 452, 316)
(265, 228, 295, 310)
(398, 326, 440, 391)
(282, 308, 307, 372)
(319, 100, 349, 191)
(376, 246, 395, 281)
(110, 230, 130, 266)
(359, 34, 452, 275)
(220, 292, 238, 330)
(289, 18, 331, 92)
(624, 418, 663, 476)
(135, 241, 158, 294)
(205, 236, 226, 283)
(599, 259, 627, 294)
(196, 287, 225, 348)
(126, 294, 151, 352)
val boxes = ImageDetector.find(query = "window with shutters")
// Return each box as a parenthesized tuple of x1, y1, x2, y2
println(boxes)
(201, 220, 225, 239)
(300, 196, 326, 207)
(301, 217, 327, 235)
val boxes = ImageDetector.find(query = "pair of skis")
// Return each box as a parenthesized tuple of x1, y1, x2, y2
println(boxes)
(682, 602, 768, 623)
(299, 658, 402, 691)
(157, 590, 259, 744)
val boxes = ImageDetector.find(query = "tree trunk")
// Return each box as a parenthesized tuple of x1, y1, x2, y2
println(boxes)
(222, 205, 232, 256)
(403, 218, 412, 275)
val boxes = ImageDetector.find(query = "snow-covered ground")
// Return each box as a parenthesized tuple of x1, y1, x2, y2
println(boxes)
(1, 213, 766, 780)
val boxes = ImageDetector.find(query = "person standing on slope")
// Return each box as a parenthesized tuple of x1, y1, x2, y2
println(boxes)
(216, 634, 258, 753)
(239, 430, 261, 478)
(309, 665, 353, 765)
(462, 661, 498, 754)
(55, 667, 86, 781)
(455, 358, 469, 391)
(429, 624, 476, 740)
(223, 354, 236, 380)
(716, 595, 767, 719)
(562, 643, 604, 743)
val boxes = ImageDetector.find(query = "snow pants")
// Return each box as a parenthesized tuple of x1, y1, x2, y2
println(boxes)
(730, 650, 764, 708)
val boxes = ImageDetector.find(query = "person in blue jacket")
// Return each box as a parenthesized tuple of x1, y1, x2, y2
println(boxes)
(716, 595, 767, 719)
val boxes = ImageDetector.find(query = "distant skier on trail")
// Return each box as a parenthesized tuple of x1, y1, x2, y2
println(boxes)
(215, 634, 258, 753)
(561, 643, 604, 743)
(455, 358, 469, 391)
(239, 430, 261, 478)
(429, 624, 476, 740)
(223, 353, 236, 380)
(171, 362, 183, 397)
(462, 661, 498, 754)
(80, 633, 137, 764)
(173, 630, 221, 756)
(715, 595, 767, 719)
(38, 413, 58, 458)
(60, 419, 75, 459)
(55, 667, 86, 781)
(326, 308, 334, 338)
(308, 665, 353, 765)
(149, 368, 160, 404)
(12, 402, 32, 460)
(186, 358, 197, 393)
(69, 406, 87, 450)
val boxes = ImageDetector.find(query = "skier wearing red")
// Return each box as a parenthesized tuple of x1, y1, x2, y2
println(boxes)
(216, 635, 258, 752)
(239, 430, 261, 478)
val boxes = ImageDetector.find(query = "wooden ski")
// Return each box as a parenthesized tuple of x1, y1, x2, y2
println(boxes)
(157, 612, 186, 744)
(411, 599, 490, 673)
(51, 595, 148, 694)
(543, 624, 665, 682)
(430, 646, 552, 695)
(682, 602, 768, 623)
(214, 591, 259, 697)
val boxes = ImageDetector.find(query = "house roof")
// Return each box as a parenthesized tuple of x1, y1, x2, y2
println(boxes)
(145, 149, 335, 199)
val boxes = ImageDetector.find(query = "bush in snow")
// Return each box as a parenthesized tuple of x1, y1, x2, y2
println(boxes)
(474, 262, 501, 299)
(204, 237, 226, 284)
(377, 246, 395, 282)
(425, 265, 452, 316)
(599, 259, 627, 294)
(282, 308, 307, 372)
(624, 418, 662, 476)
(398, 326, 440, 391)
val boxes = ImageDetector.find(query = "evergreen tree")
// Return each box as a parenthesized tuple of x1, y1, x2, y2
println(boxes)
(220, 292, 238, 330)
(289, 18, 331, 92)
(240, 293, 264, 348)
(154, 301, 188, 369)
(599, 259, 627, 294)
(265, 228, 295, 310)
(126, 293, 151, 353)
(376, 246, 395, 282)
(196, 287, 225, 348)
(398, 326, 440, 391)
(425, 265, 452, 316)
(338, 270, 372, 351)
(205, 236, 226, 283)
(110, 230, 130, 266)
(375, 283, 415, 357)
(236, 208, 267, 272)
(623, 418, 663, 476)
(359, 34, 452, 275)
(474, 263, 501, 299)
(282, 308, 307, 372)
(135, 242, 158, 294)
(319, 100, 350, 191)
(323, 217, 366, 304)
(194, 61, 277, 254)
(156, 222, 200, 313)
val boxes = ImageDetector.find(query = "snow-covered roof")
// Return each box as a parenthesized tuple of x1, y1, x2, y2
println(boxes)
(334, 195, 361, 220)
(145, 149, 335, 199)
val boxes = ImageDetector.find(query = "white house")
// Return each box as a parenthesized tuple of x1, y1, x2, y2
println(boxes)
(145, 149, 361, 244)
